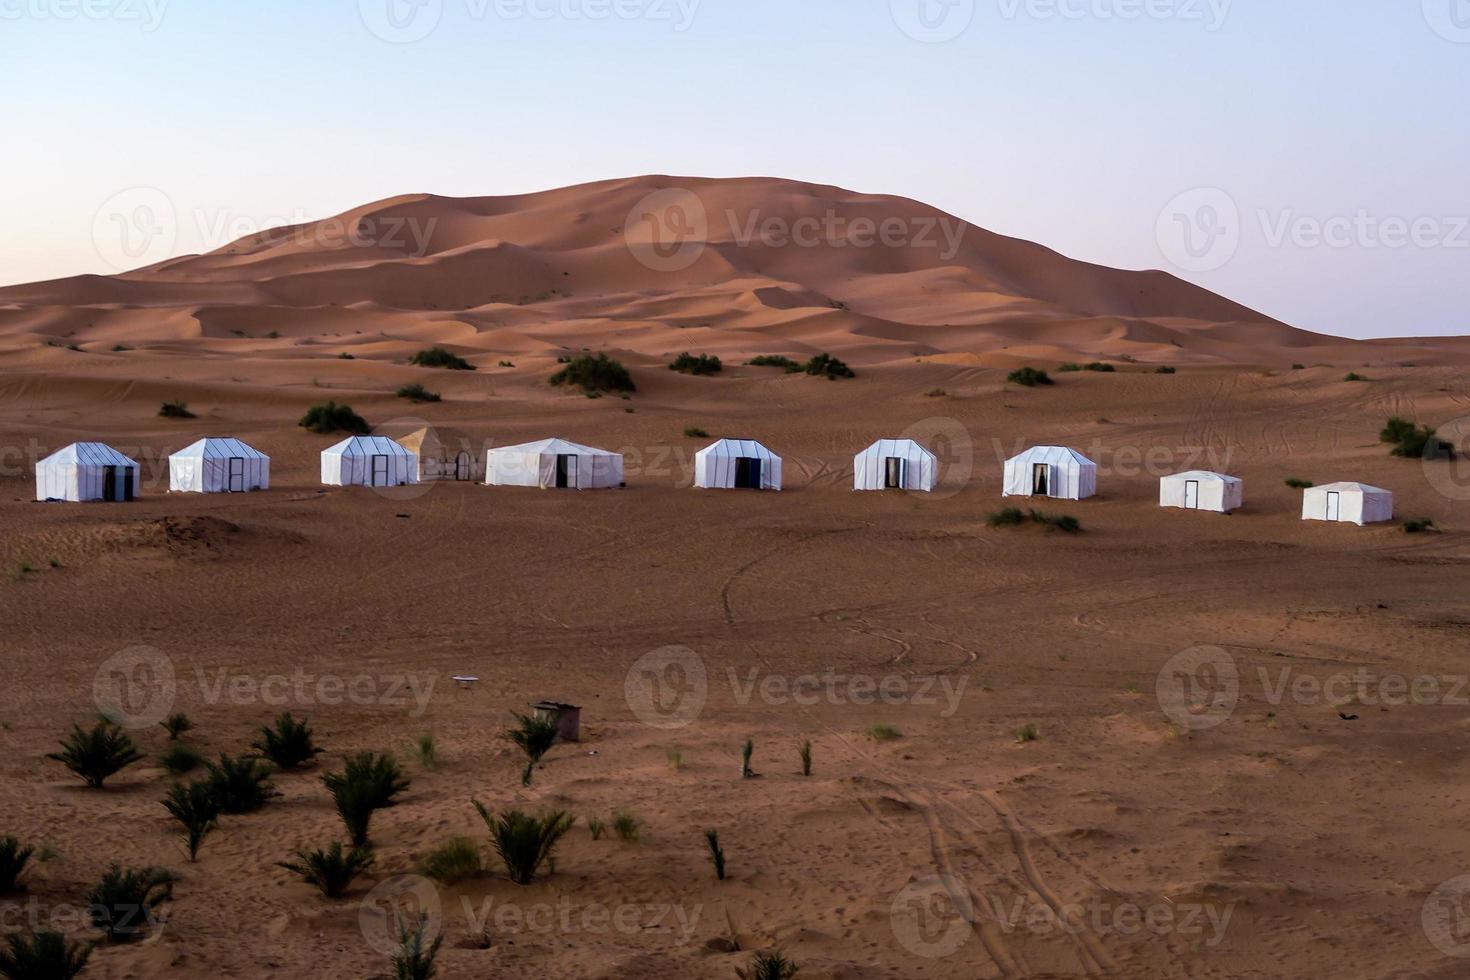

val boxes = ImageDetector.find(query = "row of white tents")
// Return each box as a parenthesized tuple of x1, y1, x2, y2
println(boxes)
(32, 438, 1397, 525)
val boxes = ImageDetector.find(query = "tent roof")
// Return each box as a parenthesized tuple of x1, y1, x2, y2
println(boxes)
(171, 437, 268, 460)
(856, 438, 936, 461)
(322, 435, 415, 457)
(1007, 445, 1096, 467)
(39, 442, 138, 467)
(1309, 482, 1392, 495)
(1162, 470, 1240, 484)
(696, 438, 779, 460)
(490, 438, 619, 457)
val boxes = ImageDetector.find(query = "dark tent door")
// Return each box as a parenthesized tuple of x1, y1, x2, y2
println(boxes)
(102, 466, 119, 502)
(227, 457, 245, 492)
(555, 454, 577, 489)
(884, 457, 904, 489)
(734, 457, 762, 490)
(1032, 463, 1050, 496)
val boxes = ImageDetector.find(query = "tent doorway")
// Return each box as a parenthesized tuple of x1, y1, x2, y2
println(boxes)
(227, 457, 245, 492)
(555, 454, 578, 489)
(453, 452, 471, 481)
(734, 457, 762, 490)
(1325, 491, 1341, 522)
(1184, 480, 1200, 509)
(102, 466, 121, 502)
(371, 454, 390, 487)
(884, 457, 904, 489)
(1032, 463, 1050, 496)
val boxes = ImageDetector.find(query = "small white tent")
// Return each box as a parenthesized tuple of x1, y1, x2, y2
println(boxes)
(320, 436, 418, 488)
(35, 442, 140, 502)
(1003, 446, 1097, 500)
(486, 438, 623, 490)
(854, 439, 937, 492)
(1302, 482, 1393, 526)
(1159, 471, 1242, 513)
(169, 437, 269, 493)
(694, 439, 782, 491)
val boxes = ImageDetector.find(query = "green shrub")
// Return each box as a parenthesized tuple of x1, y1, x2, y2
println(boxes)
(1404, 518, 1438, 534)
(252, 713, 323, 771)
(159, 743, 204, 776)
(1381, 416, 1454, 460)
(324, 752, 410, 810)
(799, 740, 812, 777)
(1029, 510, 1081, 533)
(0, 837, 35, 893)
(498, 360, 515, 368)
(47, 721, 144, 789)
(803, 352, 854, 379)
(418, 836, 483, 884)
(160, 713, 192, 741)
(1007, 366, 1052, 387)
(396, 383, 441, 403)
(338, 352, 356, 359)
(412, 733, 437, 770)
(1083, 362, 1116, 373)
(1344, 372, 1368, 382)
(1284, 478, 1314, 489)
(409, 347, 475, 371)
(684, 426, 710, 439)
(737, 951, 799, 980)
(88, 865, 174, 942)
(299, 401, 369, 435)
(278, 842, 374, 898)
(587, 816, 606, 841)
(740, 739, 754, 779)
(1057, 362, 1082, 372)
(669, 352, 722, 376)
(203, 754, 278, 813)
(472, 803, 575, 885)
(705, 829, 726, 881)
(549, 353, 635, 393)
(158, 400, 195, 419)
(747, 355, 800, 369)
(162, 780, 220, 862)
(986, 507, 1026, 528)
(0, 931, 91, 979)
(865, 724, 901, 742)
(1014, 724, 1039, 743)
(507, 713, 560, 787)
(612, 810, 639, 842)
(1154, 366, 1177, 374)
(391, 912, 444, 980)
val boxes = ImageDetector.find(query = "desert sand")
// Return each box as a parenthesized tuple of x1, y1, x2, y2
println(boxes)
(1, 176, 1469, 979)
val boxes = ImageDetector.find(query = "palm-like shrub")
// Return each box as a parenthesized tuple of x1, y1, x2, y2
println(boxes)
(472, 802, 575, 886)
(0, 931, 92, 979)
(324, 753, 410, 809)
(47, 721, 144, 788)
(0, 837, 35, 893)
(88, 865, 174, 942)
(252, 713, 323, 770)
(203, 754, 278, 813)
(507, 713, 559, 786)
(705, 829, 726, 881)
(278, 842, 374, 899)
(327, 772, 380, 847)
(162, 780, 221, 862)
(737, 951, 800, 980)
(159, 713, 192, 740)
(159, 742, 204, 776)
(391, 912, 444, 980)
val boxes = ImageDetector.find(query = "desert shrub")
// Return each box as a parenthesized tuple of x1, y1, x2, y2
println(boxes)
(409, 347, 475, 371)
(473, 803, 575, 886)
(396, 383, 441, 403)
(1284, 478, 1314, 489)
(88, 865, 174, 942)
(47, 721, 144, 789)
(669, 352, 722, 376)
(338, 352, 356, 359)
(1007, 366, 1052, 387)
(748, 355, 798, 369)
(1404, 518, 1438, 534)
(667, 748, 683, 771)
(799, 740, 812, 777)
(159, 743, 204, 776)
(803, 352, 854, 379)
(986, 507, 1026, 528)
(1083, 362, 1115, 373)
(331, 774, 379, 847)
(740, 739, 754, 779)
(587, 816, 606, 841)
(412, 733, 437, 770)
(418, 836, 483, 884)
(1029, 510, 1081, 533)
(0, 837, 34, 893)
(203, 754, 278, 814)
(0, 931, 92, 979)
(498, 360, 514, 368)
(299, 401, 369, 435)
(737, 951, 800, 980)
(1381, 416, 1454, 460)
(158, 400, 195, 419)
(252, 713, 323, 771)
(507, 713, 559, 786)
(705, 829, 726, 881)
(1155, 366, 1177, 374)
(1014, 724, 1039, 744)
(612, 811, 639, 842)
(324, 752, 410, 810)
(159, 713, 192, 741)
(278, 842, 374, 898)
(1344, 372, 1368, 382)
(865, 724, 901, 742)
(549, 353, 635, 393)
(391, 912, 444, 980)
(1057, 362, 1082, 372)
(162, 780, 220, 862)
(683, 426, 710, 439)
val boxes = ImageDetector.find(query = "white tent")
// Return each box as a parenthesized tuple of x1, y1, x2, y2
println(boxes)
(486, 438, 623, 490)
(1302, 482, 1393, 526)
(1159, 470, 1242, 513)
(320, 436, 418, 488)
(1003, 446, 1097, 500)
(694, 439, 782, 491)
(35, 442, 140, 502)
(169, 437, 269, 493)
(854, 439, 937, 492)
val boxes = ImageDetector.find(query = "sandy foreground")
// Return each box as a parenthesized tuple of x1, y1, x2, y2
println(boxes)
(2, 177, 1470, 978)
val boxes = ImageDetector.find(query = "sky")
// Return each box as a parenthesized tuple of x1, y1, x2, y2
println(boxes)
(2, 0, 1466, 338)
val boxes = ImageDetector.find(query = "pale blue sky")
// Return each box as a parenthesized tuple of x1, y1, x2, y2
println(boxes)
(3, 0, 1466, 337)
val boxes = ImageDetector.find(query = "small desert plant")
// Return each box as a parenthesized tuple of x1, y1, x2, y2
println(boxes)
(1284, 478, 1314, 489)
(409, 347, 475, 371)
(612, 810, 639, 842)
(203, 753, 278, 813)
(338, 352, 356, 359)
(925, 387, 948, 398)
(417, 836, 483, 884)
(0, 931, 92, 979)
(549, 353, 635, 393)
(391, 912, 444, 980)
(1381, 416, 1453, 460)
(1343, 372, 1368, 382)
(1007, 366, 1052, 387)
(798, 740, 812, 777)
(159, 712, 192, 740)
(740, 739, 754, 779)
(1404, 518, 1439, 534)
(162, 780, 220, 862)
(669, 352, 722, 375)
(507, 713, 560, 786)
(683, 426, 710, 439)
(705, 829, 726, 881)
(1014, 724, 1039, 744)
(396, 383, 442, 403)
(1029, 510, 1081, 533)
(88, 865, 174, 942)
(472, 802, 576, 886)
(329, 774, 380, 847)
(1083, 362, 1115, 372)
(299, 400, 369, 435)
(1291, 363, 1305, 370)
(865, 724, 901, 742)
(737, 951, 800, 980)
(0, 837, 35, 893)
(803, 352, 854, 379)
(251, 713, 323, 771)
(159, 742, 204, 776)
(412, 733, 437, 770)
(1058, 362, 1082, 372)
(324, 752, 410, 810)
(47, 721, 144, 788)
(278, 842, 374, 898)
(1155, 366, 1177, 374)
(498, 360, 514, 367)
(587, 816, 606, 841)
(667, 747, 683, 770)
(748, 354, 799, 369)
(158, 400, 195, 419)
(986, 507, 1026, 528)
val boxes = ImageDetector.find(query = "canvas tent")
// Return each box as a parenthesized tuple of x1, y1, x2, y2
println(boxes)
(485, 438, 623, 490)
(854, 439, 937, 492)
(35, 442, 140, 502)
(320, 436, 417, 488)
(396, 427, 477, 482)
(1003, 446, 1097, 500)
(1301, 482, 1393, 526)
(694, 439, 782, 491)
(1159, 470, 1242, 513)
(169, 437, 269, 493)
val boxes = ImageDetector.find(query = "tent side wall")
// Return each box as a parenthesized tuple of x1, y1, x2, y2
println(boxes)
(1362, 492, 1394, 524)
